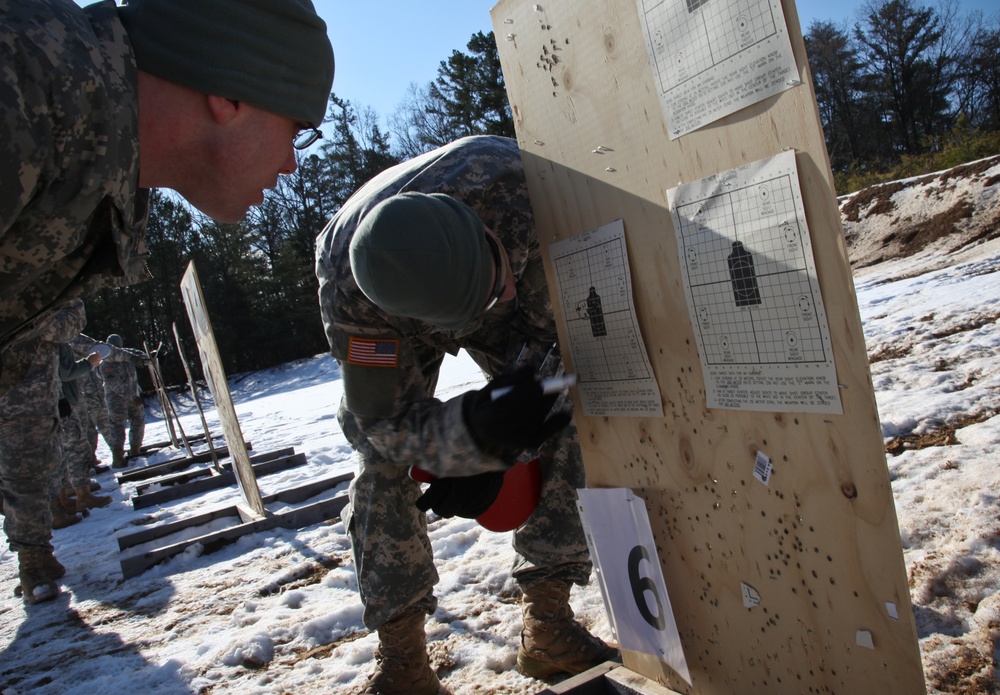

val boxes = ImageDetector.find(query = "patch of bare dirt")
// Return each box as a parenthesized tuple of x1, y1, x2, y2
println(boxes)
(933, 157, 1000, 186)
(927, 644, 997, 694)
(869, 342, 913, 363)
(256, 554, 343, 596)
(887, 199, 976, 259)
(841, 155, 1000, 270)
(930, 311, 1000, 340)
(884, 411, 995, 456)
(842, 181, 907, 222)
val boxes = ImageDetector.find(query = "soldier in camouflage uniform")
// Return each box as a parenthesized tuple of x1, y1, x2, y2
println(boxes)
(316, 136, 618, 694)
(101, 334, 148, 467)
(1, 0, 333, 604)
(0, 300, 87, 603)
(74, 336, 114, 470)
(57, 341, 112, 513)
(1, 0, 334, 358)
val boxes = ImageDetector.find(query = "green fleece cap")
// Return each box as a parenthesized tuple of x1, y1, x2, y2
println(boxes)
(119, 0, 335, 126)
(350, 193, 494, 331)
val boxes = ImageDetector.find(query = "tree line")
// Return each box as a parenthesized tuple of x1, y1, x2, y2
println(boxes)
(82, 0, 998, 389)
(806, 0, 999, 187)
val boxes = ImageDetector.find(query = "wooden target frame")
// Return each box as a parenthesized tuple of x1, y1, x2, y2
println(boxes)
(491, 0, 924, 692)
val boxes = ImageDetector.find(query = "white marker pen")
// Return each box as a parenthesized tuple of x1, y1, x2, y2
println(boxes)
(491, 374, 577, 401)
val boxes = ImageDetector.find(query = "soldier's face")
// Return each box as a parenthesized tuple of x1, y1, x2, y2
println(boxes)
(182, 102, 299, 223)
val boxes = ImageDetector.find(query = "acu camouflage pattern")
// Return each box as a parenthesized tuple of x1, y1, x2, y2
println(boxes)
(0, 300, 87, 552)
(315, 136, 592, 629)
(71, 335, 113, 463)
(101, 344, 147, 454)
(58, 342, 96, 488)
(0, 0, 150, 363)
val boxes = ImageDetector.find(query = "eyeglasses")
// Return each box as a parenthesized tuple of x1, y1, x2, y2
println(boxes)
(482, 231, 507, 313)
(293, 126, 323, 150)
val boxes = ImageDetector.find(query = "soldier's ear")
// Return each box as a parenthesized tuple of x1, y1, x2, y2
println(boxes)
(206, 95, 240, 125)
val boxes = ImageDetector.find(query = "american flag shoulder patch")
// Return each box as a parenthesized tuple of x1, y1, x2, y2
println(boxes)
(347, 336, 399, 367)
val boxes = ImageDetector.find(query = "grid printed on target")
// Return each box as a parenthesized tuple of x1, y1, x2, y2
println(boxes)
(677, 173, 828, 366)
(643, 0, 781, 91)
(553, 238, 652, 383)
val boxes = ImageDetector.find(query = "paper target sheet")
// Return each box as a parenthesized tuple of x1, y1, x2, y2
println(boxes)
(550, 220, 663, 417)
(666, 150, 843, 414)
(637, 0, 799, 138)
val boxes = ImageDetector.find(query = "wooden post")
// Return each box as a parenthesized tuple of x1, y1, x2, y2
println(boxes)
(172, 322, 222, 469)
(180, 262, 265, 517)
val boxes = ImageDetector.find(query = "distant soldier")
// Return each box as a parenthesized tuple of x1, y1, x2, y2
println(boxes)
(101, 334, 148, 467)
(57, 342, 112, 512)
(74, 335, 114, 471)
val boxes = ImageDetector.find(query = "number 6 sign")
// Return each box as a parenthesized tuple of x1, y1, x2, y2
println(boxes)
(578, 488, 691, 685)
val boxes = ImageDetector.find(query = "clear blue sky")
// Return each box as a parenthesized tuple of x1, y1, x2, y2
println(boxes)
(319, 0, 998, 120)
(76, 0, 997, 122)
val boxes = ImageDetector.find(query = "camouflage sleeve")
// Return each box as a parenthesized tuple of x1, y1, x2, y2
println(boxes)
(69, 333, 98, 358)
(103, 345, 148, 364)
(58, 342, 92, 383)
(329, 316, 508, 479)
(37, 299, 87, 345)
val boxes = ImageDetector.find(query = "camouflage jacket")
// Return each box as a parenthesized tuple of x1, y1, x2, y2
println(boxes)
(316, 136, 566, 478)
(0, 299, 86, 419)
(101, 345, 147, 400)
(69, 334, 107, 407)
(0, 0, 150, 357)
(58, 342, 94, 408)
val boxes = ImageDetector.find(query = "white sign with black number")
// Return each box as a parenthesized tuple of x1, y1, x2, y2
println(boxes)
(577, 488, 691, 685)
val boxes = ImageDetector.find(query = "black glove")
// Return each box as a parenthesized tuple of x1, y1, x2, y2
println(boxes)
(415, 471, 505, 518)
(58, 398, 72, 418)
(463, 365, 572, 454)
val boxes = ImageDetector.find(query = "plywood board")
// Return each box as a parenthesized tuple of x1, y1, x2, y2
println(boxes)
(180, 262, 265, 515)
(491, 0, 923, 693)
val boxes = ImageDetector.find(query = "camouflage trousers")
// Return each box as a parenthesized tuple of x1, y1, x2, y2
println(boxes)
(82, 389, 111, 463)
(106, 391, 145, 453)
(343, 420, 592, 630)
(0, 416, 60, 552)
(59, 404, 93, 489)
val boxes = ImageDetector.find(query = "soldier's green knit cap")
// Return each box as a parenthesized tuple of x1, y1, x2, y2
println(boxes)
(118, 0, 335, 126)
(350, 193, 494, 332)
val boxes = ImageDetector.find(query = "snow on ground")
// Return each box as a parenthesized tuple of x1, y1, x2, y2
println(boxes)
(1, 160, 999, 694)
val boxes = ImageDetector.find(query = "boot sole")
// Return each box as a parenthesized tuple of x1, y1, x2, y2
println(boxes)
(516, 646, 622, 681)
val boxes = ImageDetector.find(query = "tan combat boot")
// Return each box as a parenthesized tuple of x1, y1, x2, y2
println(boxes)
(75, 484, 112, 511)
(360, 605, 440, 695)
(517, 579, 619, 680)
(57, 487, 77, 510)
(15, 549, 60, 604)
(50, 499, 82, 529)
(41, 552, 66, 579)
(111, 447, 127, 469)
